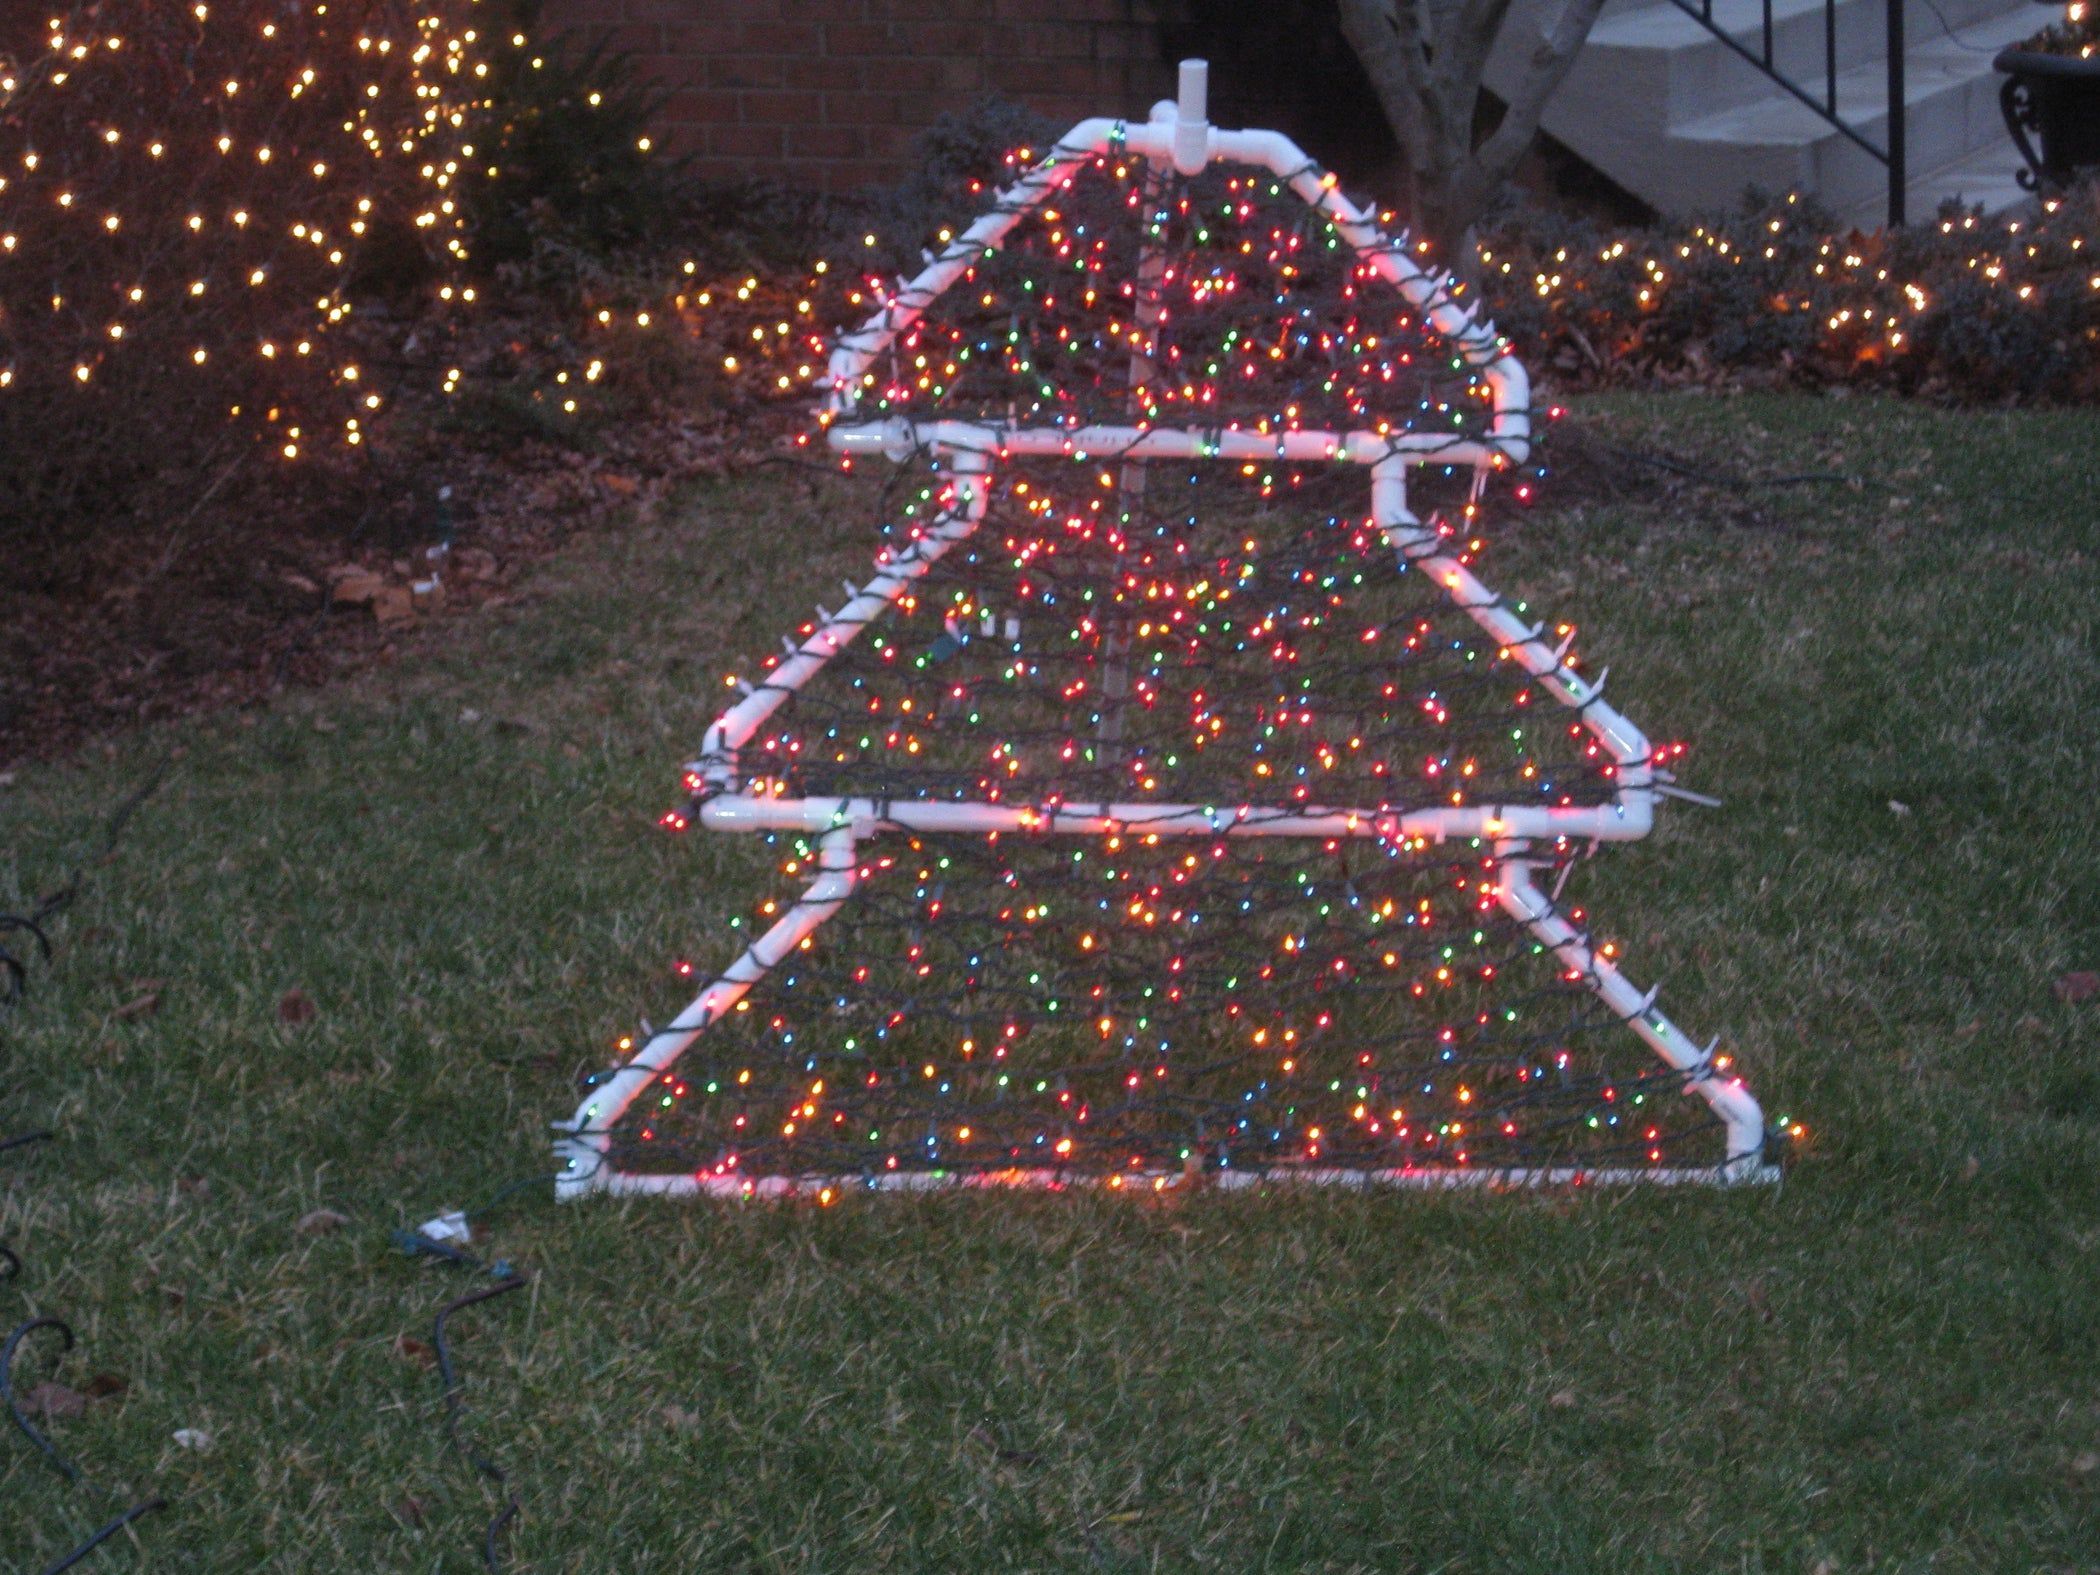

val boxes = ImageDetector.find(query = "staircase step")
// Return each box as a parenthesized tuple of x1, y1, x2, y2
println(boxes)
(1892, 140, 2037, 226)
(1588, 0, 2031, 121)
(1485, 0, 2041, 223)
(1670, 6, 2038, 214)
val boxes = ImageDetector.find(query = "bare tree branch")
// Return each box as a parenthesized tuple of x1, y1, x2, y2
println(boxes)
(1474, 0, 1611, 185)
(1337, 0, 1431, 159)
(1339, 0, 1608, 257)
(1432, 0, 1518, 113)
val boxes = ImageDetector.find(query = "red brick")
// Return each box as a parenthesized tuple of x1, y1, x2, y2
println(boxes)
(822, 90, 899, 125)
(708, 55, 787, 88)
(662, 88, 742, 124)
(663, 22, 744, 55)
(533, 0, 603, 22)
(707, 122, 785, 158)
(787, 124, 866, 159)
(856, 59, 940, 94)
(623, 52, 690, 89)
(869, 0, 991, 19)
(770, 159, 839, 193)
(931, 56, 987, 93)
(1014, 57, 1109, 97)
(861, 122, 916, 159)
(621, 0, 802, 18)
(897, 20, 993, 55)
(576, 23, 663, 56)
(552, 0, 1173, 190)
(737, 20, 822, 53)
(821, 21, 896, 56)
(1092, 22, 1153, 60)
(1048, 0, 1125, 20)
(1009, 22, 1093, 58)
(800, 55, 869, 90)
(740, 89, 825, 124)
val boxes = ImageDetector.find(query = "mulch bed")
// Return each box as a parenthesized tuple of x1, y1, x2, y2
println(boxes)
(0, 402, 790, 769)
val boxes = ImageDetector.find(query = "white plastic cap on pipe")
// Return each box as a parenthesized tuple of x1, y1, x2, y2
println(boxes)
(1173, 58, 1209, 175)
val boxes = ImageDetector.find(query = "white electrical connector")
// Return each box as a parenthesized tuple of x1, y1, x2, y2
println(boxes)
(417, 1210, 472, 1247)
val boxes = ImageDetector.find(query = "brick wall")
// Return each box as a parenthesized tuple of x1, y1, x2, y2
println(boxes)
(538, 0, 1180, 191)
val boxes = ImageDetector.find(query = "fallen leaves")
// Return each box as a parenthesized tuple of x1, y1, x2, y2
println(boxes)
(276, 987, 318, 1025)
(372, 585, 415, 628)
(326, 565, 386, 607)
(451, 546, 497, 582)
(966, 1422, 1042, 1466)
(294, 1207, 349, 1236)
(391, 1334, 437, 1368)
(326, 563, 424, 628)
(1744, 1278, 1774, 1323)
(21, 1380, 88, 1420)
(112, 987, 161, 1021)
(2051, 971, 2098, 1005)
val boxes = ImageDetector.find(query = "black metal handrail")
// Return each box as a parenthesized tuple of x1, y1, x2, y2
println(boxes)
(1665, 0, 1907, 225)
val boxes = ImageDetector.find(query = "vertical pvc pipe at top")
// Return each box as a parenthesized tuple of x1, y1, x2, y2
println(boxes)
(1173, 59, 1209, 175)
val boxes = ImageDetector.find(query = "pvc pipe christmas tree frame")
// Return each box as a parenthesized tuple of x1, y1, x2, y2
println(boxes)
(551, 63, 1778, 1199)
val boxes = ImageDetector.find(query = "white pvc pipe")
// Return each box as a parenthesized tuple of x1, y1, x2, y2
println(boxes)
(822, 99, 1530, 466)
(1173, 59, 1209, 174)
(1369, 457, 1655, 801)
(697, 450, 991, 785)
(1494, 847, 1769, 1180)
(821, 117, 1124, 411)
(697, 793, 1648, 845)
(577, 1158, 1778, 1201)
(824, 418, 1505, 469)
(552, 827, 861, 1200)
(551, 87, 1772, 1201)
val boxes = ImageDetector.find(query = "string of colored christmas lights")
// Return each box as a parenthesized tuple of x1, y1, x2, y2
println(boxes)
(718, 452, 1601, 814)
(558, 101, 1784, 1198)
(821, 134, 1505, 437)
(594, 832, 1726, 1185)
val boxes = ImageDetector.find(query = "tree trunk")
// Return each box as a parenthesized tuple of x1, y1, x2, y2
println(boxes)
(1338, 0, 1608, 263)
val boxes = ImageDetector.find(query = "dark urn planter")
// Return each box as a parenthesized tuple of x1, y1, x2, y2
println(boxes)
(1995, 49, 2100, 191)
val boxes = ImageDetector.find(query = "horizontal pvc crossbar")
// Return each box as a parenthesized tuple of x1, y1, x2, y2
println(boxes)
(826, 418, 1514, 470)
(575, 1161, 1781, 1201)
(697, 794, 1651, 845)
(553, 818, 1774, 1198)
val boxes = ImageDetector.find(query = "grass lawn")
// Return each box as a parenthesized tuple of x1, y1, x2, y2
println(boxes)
(2, 392, 2097, 1573)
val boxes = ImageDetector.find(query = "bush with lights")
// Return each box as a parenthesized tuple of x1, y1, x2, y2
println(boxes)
(0, 3, 507, 559)
(1481, 185, 2100, 402)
